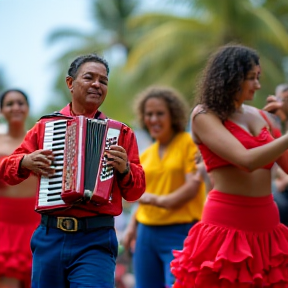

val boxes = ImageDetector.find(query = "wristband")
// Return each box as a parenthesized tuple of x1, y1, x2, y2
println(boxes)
(118, 162, 130, 178)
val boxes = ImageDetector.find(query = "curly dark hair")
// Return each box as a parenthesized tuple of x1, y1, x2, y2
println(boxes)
(0, 89, 29, 109)
(134, 85, 189, 133)
(196, 44, 260, 120)
(67, 53, 109, 79)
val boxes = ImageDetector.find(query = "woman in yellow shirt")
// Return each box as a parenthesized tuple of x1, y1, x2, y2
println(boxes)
(123, 86, 206, 288)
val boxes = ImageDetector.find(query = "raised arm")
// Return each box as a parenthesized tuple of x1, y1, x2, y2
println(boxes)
(192, 108, 288, 172)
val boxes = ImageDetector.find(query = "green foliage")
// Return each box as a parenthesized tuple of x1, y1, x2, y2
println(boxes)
(125, 0, 288, 111)
(47, 0, 288, 123)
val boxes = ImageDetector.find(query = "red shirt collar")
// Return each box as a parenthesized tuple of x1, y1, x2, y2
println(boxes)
(59, 103, 106, 119)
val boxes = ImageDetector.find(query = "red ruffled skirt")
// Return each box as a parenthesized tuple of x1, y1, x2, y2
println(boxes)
(0, 196, 40, 288)
(171, 190, 288, 288)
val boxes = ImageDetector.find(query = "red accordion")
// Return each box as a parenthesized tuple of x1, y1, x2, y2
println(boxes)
(36, 116, 123, 212)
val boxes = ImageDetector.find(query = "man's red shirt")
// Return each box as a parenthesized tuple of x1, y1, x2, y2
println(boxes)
(0, 104, 145, 217)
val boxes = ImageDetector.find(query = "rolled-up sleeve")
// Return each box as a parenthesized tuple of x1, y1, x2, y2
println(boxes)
(117, 126, 146, 201)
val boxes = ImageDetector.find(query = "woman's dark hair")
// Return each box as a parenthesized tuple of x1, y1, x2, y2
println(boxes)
(196, 44, 260, 120)
(0, 89, 29, 109)
(134, 85, 189, 133)
(67, 53, 109, 79)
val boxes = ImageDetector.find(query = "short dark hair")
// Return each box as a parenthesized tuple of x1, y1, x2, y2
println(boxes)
(0, 89, 29, 109)
(196, 44, 260, 120)
(67, 53, 109, 79)
(134, 85, 189, 133)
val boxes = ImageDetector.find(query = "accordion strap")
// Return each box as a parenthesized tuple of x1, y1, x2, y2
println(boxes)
(38, 112, 73, 121)
(38, 110, 107, 121)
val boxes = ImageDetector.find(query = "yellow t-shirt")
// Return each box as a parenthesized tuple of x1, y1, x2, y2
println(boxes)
(136, 132, 206, 225)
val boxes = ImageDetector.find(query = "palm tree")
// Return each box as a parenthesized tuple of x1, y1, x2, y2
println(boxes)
(125, 0, 288, 108)
(45, 0, 140, 123)
(263, 0, 288, 30)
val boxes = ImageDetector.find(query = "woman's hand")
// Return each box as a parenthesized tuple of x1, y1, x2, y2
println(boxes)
(139, 192, 158, 205)
(121, 213, 138, 253)
(139, 192, 170, 208)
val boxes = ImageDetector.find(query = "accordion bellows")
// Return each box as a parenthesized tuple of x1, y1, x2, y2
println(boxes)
(36, 116, 122, 212)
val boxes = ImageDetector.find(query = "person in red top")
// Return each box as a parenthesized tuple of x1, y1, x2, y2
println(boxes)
(0, 89, 40, 288)
(0, 53, 145, 288)
(171, 44, 288, 288)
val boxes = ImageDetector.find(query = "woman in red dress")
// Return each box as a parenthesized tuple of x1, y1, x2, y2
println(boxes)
(0, 89, 40, 288)
(171, 44, 288, 287)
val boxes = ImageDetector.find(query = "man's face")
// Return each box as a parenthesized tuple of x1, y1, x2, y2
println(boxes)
(66, 61, 108, 112)
(278, 90, 288, 115)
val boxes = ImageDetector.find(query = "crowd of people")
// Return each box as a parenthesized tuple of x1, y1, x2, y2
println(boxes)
(1, 43, 288, 288)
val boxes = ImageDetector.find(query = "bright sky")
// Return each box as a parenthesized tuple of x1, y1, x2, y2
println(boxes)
(0, 0, 95, 116)
(0, 0, 185, 117)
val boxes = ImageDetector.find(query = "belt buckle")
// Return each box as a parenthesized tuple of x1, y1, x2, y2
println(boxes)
(57, 217, 78, 232)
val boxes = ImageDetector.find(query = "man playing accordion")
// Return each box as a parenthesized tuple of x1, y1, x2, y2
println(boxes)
(0, 53, 146, 288)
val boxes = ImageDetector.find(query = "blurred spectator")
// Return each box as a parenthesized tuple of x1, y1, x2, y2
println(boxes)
(0, 89, 40, 288)
(263, 83, 288, 226)
(122, 86, 206, 288)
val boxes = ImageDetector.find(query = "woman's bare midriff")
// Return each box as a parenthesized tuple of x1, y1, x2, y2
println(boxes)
(211, 166, 272, 197)
(0, 175, 38, 198)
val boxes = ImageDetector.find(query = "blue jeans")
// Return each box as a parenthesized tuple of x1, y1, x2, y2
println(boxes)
(133, 222, 196, 288)
(30, 224, 118, 288)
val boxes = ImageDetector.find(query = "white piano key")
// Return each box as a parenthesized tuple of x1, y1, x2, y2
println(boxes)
(38, 199, 65, 206)
(39, 189, 62, 195)
(44, 128, 66, 133)
(46, 121, 67, 126)
(52, 160, 64, 165)
(52, 151, 64, 156)
(39, 183, 62, 189)
(44, 135, 66, 140)
(38, 194, 62, 200)
(44, 139, 65, 145)
(45, 176, 62, 182)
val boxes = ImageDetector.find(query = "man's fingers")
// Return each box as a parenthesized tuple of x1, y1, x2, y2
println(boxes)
(34, 154, 53, 165)
(34, 167, 55, 177)
(41, 149, 54, 156)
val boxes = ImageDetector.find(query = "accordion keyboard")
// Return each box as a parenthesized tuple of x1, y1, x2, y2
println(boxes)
(38, 120, 67, 207)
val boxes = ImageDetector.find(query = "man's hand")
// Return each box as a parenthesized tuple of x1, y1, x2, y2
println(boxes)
(21, 149, 55, 177)
(105, 145, 129, 174)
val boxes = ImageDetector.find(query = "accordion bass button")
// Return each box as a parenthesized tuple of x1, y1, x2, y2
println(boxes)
(84, 190, 93, 200)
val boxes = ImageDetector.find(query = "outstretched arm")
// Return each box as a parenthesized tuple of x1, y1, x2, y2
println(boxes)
(139, 171, 202, 209)
(192, 106, 288, 172)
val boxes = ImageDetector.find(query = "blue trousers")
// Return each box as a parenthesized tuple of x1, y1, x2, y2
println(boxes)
(30, 224, 118, 288)
(133, 222, 196, 288)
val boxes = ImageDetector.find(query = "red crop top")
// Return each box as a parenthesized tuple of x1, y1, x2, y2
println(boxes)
(198, 120, 275, 172)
